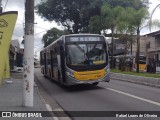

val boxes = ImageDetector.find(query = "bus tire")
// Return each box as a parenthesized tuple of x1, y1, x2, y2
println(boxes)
(93, 82, 98, 85)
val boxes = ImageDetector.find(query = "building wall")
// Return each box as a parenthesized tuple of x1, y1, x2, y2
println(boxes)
(145, 36, 156, 53)
(106, 34, 160, 64)
(144, 35, 160, 61)
(127, 36, 147, 56)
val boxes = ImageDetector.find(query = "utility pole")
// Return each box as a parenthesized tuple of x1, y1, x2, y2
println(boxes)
(0, 0, 2, 13)
(23, 0, 34, 107)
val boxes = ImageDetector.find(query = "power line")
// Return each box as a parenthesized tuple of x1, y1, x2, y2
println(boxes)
(35, 26, 50, 30)
(35, 30, 47, 36)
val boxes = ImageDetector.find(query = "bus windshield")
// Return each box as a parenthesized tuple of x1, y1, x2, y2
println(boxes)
(66, 43, 106, 66)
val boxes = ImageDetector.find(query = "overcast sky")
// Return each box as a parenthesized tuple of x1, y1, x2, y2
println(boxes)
(1, 0, 63, 57)
(1, 0, 160, 57)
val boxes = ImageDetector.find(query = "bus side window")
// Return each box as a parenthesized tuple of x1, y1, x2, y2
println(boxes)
(53, 48, 58, 67)
(47, 50, 51, 66)
(40, 52, 42, 65)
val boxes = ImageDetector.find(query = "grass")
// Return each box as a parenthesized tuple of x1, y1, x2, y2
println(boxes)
(111, 69, 160, 78)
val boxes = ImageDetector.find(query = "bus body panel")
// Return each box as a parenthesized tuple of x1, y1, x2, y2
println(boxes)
(65, 71, 110, 86)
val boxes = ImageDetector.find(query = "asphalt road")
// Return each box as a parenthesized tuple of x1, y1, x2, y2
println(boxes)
(34, 68, 160, 120)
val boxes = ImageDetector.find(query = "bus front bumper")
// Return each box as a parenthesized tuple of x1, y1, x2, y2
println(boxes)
(65, 72, 110, 86)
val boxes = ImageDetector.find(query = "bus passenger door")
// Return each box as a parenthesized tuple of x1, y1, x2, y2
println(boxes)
(44, 53, 47, 74)
(50, 50, 53, 78)
(60, 45, 66, 83)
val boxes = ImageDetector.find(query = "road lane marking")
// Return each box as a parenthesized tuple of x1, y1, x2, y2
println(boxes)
(46, 103, 59, 120)
(105, 87, 160, 107)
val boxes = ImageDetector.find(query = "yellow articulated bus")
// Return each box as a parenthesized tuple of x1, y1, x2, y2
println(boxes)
(40, 34, 110, 86)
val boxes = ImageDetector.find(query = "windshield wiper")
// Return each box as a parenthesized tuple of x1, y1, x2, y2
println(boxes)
(73, 42, 84, 53)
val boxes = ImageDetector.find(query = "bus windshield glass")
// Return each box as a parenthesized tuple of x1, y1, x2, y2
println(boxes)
(66, 43, 106, 66)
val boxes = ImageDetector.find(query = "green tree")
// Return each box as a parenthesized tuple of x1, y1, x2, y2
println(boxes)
(36, 0, 104, 33)
(107, 0, 146, 9)
(42, 27, 68, 47)
(116, 7, 137, 56)
(89, 16, 106, 34)
(117, 4, 160, 72)
(101, 3, 125, 68)
(88, 0, 146, 35)
(129, 7, 148, 73)
(118, 7, 149, 72)
(100, 0, 149, 70)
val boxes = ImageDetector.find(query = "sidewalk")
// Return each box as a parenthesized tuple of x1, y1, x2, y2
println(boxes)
(0, 71, 54, 120)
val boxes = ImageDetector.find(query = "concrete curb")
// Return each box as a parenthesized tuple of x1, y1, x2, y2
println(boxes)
(110, 73, 160, 88)
(34, 74, 72, 120)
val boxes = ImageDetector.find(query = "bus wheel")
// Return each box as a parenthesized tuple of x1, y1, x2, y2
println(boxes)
(93, 82, 98, 85)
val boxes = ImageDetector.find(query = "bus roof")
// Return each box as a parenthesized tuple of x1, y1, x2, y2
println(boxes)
(63, 33, 104, 37)
(40, 34, 106, 52)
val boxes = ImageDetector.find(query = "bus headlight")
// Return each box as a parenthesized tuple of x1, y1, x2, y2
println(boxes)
(66, 71, 74, 78)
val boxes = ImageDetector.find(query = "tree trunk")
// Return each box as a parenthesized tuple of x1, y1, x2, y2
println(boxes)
(136, 27, 140, 73)
(73, 24, 79, 34)
(131, 38, 132, 55)
(111, 28, 114, 69)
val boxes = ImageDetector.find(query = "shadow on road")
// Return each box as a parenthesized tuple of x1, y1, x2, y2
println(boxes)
(64, 84, 104, 92)
(41, 75, 104, 92)
(43, 76, 104, 92)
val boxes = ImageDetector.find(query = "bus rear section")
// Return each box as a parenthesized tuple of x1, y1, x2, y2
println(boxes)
(133, 56, 147, 72)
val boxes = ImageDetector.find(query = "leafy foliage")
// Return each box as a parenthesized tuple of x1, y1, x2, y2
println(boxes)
(116, 6, 149, 52)
(101, 3, 125, 32)
(42, 27, 68, 47)
(36, 0, 149, 34)
(101, 2, 125, 68)
(107, 0, 146, 9)
(36, 0, 104, 33)
(89, 16, 106, 34)
(120, 6, 149, 72)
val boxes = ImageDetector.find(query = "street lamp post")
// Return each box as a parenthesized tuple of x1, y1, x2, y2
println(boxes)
(0, 0, 2, 13)
(149, 2, 160, 73)
(149, 3, 160, 31)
